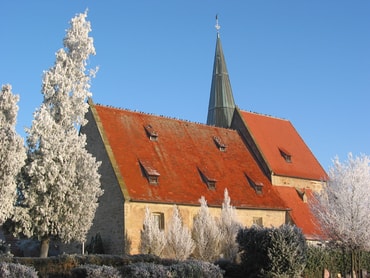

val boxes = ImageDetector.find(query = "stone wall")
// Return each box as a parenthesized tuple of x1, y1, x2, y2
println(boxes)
(271, 174, 323, 192)
(78, 106, 125, 255)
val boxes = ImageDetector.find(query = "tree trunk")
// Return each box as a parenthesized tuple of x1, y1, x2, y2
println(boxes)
(40, 237, 50, 258)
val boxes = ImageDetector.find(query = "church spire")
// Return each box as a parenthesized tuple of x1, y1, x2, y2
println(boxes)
(206, 15, 236, 128)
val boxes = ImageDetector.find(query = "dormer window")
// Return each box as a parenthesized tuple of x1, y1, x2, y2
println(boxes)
(213, 136, 227, 152)
(144, 124, 158, 141)
(139, 160, 160, 185)
(198, 168, 217, 190)
(296, 188, 307, 203)
(279, 147, 292, 163)
(246, 174, 263, 195)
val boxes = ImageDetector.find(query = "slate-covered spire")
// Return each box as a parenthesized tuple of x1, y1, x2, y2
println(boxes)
(206, 16, 236, 128)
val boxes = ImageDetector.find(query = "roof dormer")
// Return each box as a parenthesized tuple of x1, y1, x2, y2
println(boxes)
(139, 160, 160, 185)
(296, 188, 307, 203)
(213, 136, 227, 152)
(279, 147, 292, 163)
(198, 167, 217, 190)
(246, 174, 264, 195)
(144, 124, 158, 141)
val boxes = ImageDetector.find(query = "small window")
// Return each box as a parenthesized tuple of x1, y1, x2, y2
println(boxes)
(213, 136, 227, 152)
(139, 160, 160, 185)
(152, 212, 165, 230)
(144, 124, 158, 141)
(252, 217, 263, 227)
(246, 174, 263, 195)
(279, 147, 292, 163)
(198, 168, 217, 190)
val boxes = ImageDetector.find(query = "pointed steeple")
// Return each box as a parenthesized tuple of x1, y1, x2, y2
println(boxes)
(206, 16, 236, 128)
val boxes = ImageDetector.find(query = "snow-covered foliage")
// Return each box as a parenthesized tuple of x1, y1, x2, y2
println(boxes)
(121, 260, 224, 278)
(310, 153, 370, 252)
(164, 205, 194, 260)
(192, 196, 222, 262)
(42, 11, 97, 128)
(0, 239, 12, 257)
(0, 84, 26, 224)
(0, 262, 38, 278)
(139, 207, 166, 256)
(71, 264, 121, 278)
(14, 11, 102, 257)
(218, 189, 241, 261)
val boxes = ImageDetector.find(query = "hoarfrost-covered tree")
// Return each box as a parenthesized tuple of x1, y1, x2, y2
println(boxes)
(192, 196, 222, 262)
(164, 205, 194, 260)
(218, 189, 241, 261)
(14, 11, 102, 258)
(139, 207, 166, 256)
(310, 153, 370, 277)
(0, 84, 26, 224)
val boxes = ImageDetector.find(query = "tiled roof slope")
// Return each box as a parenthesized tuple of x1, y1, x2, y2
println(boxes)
(275, 187, 324, 240)
(240, 110, 327, 181)
(93, 103, 288, 210)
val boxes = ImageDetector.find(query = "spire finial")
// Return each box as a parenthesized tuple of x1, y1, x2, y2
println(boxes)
(215, 14, 221, 34)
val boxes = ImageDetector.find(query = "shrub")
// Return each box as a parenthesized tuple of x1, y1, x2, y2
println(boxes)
(170, 260, 224, 278)
(237, 224, 307, 277)
(215, 258, 244, 278)
(0, 239, 12, 257)
(71, 264, 121, 278)
(120, 262, 170, 277)
(0, 262, 38, 278)
(120, 260, 224, 278)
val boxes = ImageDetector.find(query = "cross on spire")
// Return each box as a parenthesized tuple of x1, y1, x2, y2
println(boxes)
(215, 14, 221, 35)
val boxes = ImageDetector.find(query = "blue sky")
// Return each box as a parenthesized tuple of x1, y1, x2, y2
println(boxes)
(1, 1, 369, 170)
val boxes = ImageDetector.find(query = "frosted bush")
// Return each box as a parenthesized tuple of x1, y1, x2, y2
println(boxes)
(120, 262, 169, 277)
(71, 264, 121, 278)
(170, 260, 224, 278)
(0, 262, 38, 278)
(0, 239, 12, 257)
(120, 260, 224, 278)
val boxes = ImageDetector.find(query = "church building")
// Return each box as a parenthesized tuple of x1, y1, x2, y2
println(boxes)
(80, 21, 327, 254)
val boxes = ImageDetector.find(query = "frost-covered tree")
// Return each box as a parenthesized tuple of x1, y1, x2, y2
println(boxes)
(139, 207, 166, 256)
(0, 84, 26, 225)
(310, 153, 370, 277)
(14, 11, 102, 258)
(164, 205, 194, 260)
(192, 196, 222, 262)
(218, 189, 241, 261)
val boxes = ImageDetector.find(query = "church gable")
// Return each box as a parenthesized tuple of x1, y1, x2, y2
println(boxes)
(91, 103, 288, 210)
(238, 110, 327, 182)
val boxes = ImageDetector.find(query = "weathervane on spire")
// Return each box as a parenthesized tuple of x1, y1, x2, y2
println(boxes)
(215, 14, 221, 35)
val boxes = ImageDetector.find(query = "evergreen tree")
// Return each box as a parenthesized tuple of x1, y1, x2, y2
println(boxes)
(218, 189, 241, 261)
(164, 205, 194, 260)
(14, 11, 102, 258)
(139, 207, 166, 256)
(0, 84, 26, 224)
(192, 196, 222, 262)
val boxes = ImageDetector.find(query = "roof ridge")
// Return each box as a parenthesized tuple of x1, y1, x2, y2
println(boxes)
(95, 103, 235, 130)
(241, 109, 290, 121)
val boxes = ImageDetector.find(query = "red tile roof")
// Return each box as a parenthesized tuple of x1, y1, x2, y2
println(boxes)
(275, 186, 325, 240)
(240, 111, 327, 181)
(93, 104, 288, 210)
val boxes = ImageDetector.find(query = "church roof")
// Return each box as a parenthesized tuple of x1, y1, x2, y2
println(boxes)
(275, 186, 325, 240)
(206, 34, 236, 128)
(91, 102, 288, 210)
(239, 110, 327, 181)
